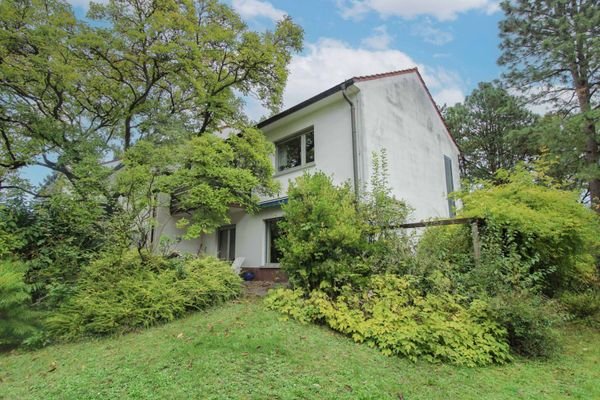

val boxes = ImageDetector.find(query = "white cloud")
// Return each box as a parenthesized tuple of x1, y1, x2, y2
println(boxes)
(231, 0, 286, 22)
(411, 18, 454, 46)
(361, 25, 393, 50)
(283, 38, 464, 109)
(434, 88, 465, 106)
(338, 0, 500, 21)
(245, 38, 465, 120)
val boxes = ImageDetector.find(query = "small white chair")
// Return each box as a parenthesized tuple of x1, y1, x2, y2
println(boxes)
(231, 257, 245, 275)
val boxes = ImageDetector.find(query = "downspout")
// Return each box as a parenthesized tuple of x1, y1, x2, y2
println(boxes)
(341, 83, 360, 200)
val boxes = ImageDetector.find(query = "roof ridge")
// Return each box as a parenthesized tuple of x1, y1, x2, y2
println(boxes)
(352, 67, 418, 82)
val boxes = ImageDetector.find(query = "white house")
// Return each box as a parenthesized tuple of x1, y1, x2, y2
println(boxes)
(154, 68, 460, 279)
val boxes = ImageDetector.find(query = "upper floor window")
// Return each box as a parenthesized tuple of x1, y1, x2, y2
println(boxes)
(276, 128, 315, 172)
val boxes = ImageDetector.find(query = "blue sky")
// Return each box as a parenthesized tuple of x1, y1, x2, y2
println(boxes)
(67, 0, 505, 110)
(24, 0, 504, 185)
(225, 0, 505, 112)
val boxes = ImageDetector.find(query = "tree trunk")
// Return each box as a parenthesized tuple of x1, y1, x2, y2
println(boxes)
(584, 119, 600, 212)
(124, 116, 132, 149)
(575, 84, 600, 212)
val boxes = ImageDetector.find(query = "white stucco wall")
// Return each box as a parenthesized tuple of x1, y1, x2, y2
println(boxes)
(355, 73, 461, 221)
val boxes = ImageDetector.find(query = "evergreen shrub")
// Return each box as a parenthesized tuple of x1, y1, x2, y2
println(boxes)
(47, 251, 241, 340)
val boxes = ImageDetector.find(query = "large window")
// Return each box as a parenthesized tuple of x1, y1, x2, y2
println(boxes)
(444, 155, 456, 217)
(265, 218, 284, 265)
(217, 225, 236, 262)
(276, 129, 315, 172)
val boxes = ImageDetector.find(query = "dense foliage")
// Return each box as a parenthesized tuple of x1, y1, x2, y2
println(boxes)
(47, 251, 242, 340)
(278, 154, 412, 294)
(266, 275, 511, 367)
(560, 290, 600, 323)
(0, 0, 303, 195)
(443, 81, 538, 181)
(488, 294, 560, 358)
(277, 172, 371, 292)
(414, 167, 600, 356)
(460, 167, 599, 295)
(0, 0, 301, 348)
(269, 165, 599, 362)
(0, 260, 38, 348)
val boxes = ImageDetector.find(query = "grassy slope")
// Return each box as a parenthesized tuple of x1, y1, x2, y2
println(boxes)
(1, 300, 599, 400)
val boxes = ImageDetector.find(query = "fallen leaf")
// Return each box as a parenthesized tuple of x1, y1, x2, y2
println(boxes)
(48, 362, 57, 373)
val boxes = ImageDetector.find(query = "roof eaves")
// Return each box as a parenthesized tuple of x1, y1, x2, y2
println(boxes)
(256, 78, 355, 129)
(352, 67, 419, 82)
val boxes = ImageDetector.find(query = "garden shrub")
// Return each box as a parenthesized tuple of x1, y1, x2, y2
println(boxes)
(277, 172, 371, 293)
(417, 167, 600, 298)
(46, 250, 241, 340)
(488, 293, 561, 358)
(560, 290, 600, 320)
(415, 224, 475, 294)
(359, 151, 414, 275)
(0, 260, 38, 348)
(266, 275, 511, 366)
(459, 167, 600, 296)
(21, 194, 110, 306)
(278, 159, 413, 294)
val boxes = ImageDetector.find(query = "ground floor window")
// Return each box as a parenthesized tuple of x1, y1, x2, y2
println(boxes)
(217, 225, 236, 262)
(265, 217, 284, 265)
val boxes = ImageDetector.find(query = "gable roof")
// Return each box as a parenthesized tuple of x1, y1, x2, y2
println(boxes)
(256, 67, 459, 151)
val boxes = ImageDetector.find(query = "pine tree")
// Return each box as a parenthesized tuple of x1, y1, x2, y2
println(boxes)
(498, 0, 600, 211)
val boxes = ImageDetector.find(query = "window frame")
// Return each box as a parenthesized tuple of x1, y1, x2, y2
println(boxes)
(275, 127, 315, 174)
(265, 217, 284, 267)
(444, 155, 456, 218)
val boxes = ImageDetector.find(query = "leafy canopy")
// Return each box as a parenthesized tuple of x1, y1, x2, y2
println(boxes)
(0, 0, 303, 195)
(460, 166, 600, 295)
(443, 81, 538, 181)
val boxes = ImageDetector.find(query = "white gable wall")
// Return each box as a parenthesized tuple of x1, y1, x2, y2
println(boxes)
(355, 73, 460, 221)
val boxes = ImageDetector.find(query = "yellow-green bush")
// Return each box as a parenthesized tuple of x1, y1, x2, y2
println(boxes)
(47, 251, 241, 340)
(265, 275, 511, 366)
(460, 167, 600, 295)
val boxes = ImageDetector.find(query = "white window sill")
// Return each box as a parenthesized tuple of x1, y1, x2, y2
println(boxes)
(274, 162, 315, 177)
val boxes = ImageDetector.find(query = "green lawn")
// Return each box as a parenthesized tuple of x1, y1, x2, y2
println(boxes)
(1, 299, 599, 400)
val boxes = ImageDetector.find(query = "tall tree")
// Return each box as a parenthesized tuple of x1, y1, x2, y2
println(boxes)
(443, 81, 537, 181)
(498, 0, 600, 211)
(0, 0, 303, 196)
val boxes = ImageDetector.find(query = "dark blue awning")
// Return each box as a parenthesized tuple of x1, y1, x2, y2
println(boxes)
(258, 197, 288, 208)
